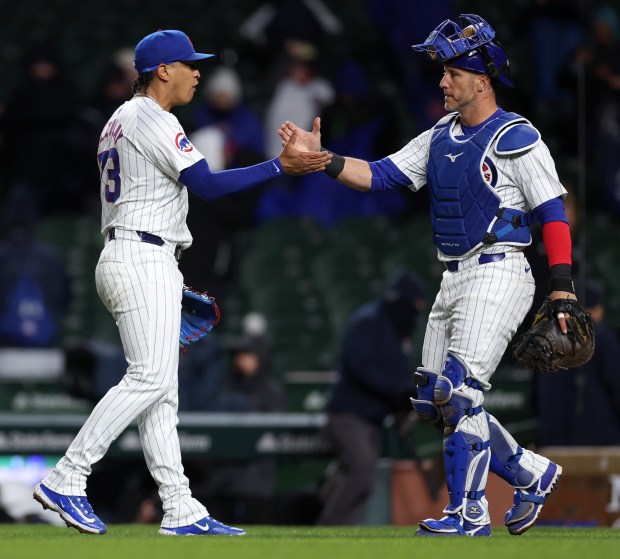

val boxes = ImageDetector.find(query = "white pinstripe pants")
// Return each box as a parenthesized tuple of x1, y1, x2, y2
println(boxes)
(422, 250, 535, 385)
(422, 251, 548, 487)
(44, 238, 207, 528)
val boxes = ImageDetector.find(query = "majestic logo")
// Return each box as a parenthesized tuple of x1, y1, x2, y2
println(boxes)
(175, 133, 193, 152)
(445, 152, 463, 163)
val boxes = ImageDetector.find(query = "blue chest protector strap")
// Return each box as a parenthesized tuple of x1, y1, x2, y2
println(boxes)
(483, 207, 537, 244)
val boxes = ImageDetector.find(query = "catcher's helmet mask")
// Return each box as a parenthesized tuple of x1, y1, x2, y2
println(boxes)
(412, 13, 514, 88)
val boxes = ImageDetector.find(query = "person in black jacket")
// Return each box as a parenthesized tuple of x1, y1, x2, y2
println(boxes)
(316, 268, 426, 525)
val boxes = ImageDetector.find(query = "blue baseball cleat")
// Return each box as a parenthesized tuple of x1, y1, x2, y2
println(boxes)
(33, 483, 107, 535)
(416, 514, 491, 537)
(505, 461, 562, 535)
(159, 516, 245, 536)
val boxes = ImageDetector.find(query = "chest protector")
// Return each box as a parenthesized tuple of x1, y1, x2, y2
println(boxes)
(428, 112, 535, 257)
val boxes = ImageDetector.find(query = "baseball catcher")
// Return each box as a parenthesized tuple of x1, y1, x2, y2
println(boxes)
(514, 297, 595, 373)
(179, 285, 220, 348)
(277, 12, 582, 538)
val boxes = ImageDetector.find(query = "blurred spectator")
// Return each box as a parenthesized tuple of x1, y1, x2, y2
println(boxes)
(577, 4, 620, 214)
(256, 57, 416, 227)
(239, 0, 341, 51)
(367, 0, 453, 131)
(240, 310, 273, 374)
(180, 68, 268, 300)
(0, 42, 84, 217)
(112, 46, 139, 86)
(177, 334, 226, 412)
(238, 0, 342, 95)
(526, 1, 584, 127)
(63, 341, 126, 405)
(312, 59, 416, 226)
(216, 335, 287, 412)
(88, 62, 134, 124)
(536, 279, 620, 445)
(264, 42, 334, 159)
(67, 61, 136, 216)
(321, 59, 402, 160)
(191, 335, 287, 524)
(0, 187, 70, 348)
(316, 268, 426, 525)
(190, 66, 266, 171)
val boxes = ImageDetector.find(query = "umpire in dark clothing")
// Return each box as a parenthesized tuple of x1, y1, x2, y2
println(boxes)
(317, 268, 426, 525)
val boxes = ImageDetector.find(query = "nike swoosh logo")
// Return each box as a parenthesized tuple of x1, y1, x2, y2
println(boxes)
(525, 267, 531, 273)
(445, 152, 463, 163)
(194, 522, 210, 532)
(272, 162, 281, 173)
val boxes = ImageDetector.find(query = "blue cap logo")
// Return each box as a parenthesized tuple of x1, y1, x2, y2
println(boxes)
(134, 30, 214, 74)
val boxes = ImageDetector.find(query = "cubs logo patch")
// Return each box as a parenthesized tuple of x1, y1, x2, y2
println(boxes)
(482, 157, 498, 187)
(175, 133, 193, 152)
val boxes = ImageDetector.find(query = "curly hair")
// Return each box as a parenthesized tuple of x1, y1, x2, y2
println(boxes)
(131, 71, 155, 95)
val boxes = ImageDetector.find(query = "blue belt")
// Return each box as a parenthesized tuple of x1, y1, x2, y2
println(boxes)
(108, 228, 183, 261)
(445, 253, 505, 273)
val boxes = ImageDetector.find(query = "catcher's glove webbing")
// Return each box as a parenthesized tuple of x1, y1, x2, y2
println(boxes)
(179, 285, 220, 349)
(513, 298, 595, 373)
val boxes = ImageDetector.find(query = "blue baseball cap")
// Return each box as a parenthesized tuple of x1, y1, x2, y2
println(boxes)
(134, 30, 214, 74)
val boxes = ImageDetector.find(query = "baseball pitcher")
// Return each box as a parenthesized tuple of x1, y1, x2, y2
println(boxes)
(33, 29, 330, 536)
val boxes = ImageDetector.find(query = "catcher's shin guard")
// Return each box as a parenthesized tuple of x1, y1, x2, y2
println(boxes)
(410, 368, 441, 424)
(441, 411, 491, 523)
(486, 413, 562, 535)
(419, 393, 491, 534)
(418, 353, 492, 535)
(487, 413, 536, 487)
(418, 413, 491, 535)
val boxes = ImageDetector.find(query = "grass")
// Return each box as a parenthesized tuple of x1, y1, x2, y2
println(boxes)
(1, 524, 619, 559)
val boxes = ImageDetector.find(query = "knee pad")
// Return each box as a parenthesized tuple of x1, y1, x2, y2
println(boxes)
(410, 368, 441, 424)
(434, 352, 484, 405)
(438, 390, 484, 429)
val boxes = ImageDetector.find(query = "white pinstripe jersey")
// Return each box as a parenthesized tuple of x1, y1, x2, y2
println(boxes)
(97, 95, 204, 249)
(388, 113, 567, 260)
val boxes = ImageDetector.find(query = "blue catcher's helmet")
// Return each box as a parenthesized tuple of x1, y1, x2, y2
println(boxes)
(412, 14, 514, 87)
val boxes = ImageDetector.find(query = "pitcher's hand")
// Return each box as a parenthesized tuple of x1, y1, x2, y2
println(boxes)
(278, 127, 331, 175)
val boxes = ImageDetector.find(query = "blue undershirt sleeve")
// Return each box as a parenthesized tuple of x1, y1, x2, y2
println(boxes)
(179, 157, 283, 201)
(368, 158, 412, 192)
(532, 197, 568, 225)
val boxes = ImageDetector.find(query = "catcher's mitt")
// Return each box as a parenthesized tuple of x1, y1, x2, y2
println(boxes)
(513, 298, 595, 373)
(179, 285, 220, 349)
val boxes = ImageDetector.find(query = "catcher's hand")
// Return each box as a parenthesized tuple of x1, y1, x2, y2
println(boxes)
(513, 297, 595, 373)
(179, 285, 220, 349)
